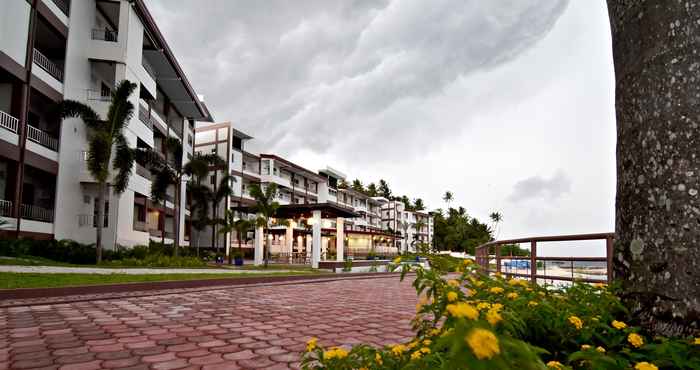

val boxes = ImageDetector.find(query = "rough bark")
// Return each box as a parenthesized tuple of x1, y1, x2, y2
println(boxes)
(607, 0, 700, 336)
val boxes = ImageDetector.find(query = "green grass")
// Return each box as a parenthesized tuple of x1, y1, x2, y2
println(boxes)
(0, 256, 225, 269)
(236, 263, 316, 272)
(0, 271, 320, 289)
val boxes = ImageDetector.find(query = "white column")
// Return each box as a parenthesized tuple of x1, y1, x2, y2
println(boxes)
(254, 226, 264, 265)
(286, 222, 294, 263)
(312, 210, 321, 268)
(336, 217, 344, 262)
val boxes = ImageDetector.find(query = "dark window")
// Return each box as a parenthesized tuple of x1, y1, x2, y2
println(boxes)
(232, 136, 242, 150)
(210, 175, 215, 185)
(101, 82, 111, 98)
(187, 134, 193, 146)
(93, 200, 108, 227)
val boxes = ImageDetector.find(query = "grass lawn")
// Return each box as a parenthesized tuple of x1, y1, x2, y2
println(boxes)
(236, 263, 317, 272)
(0, 256, 226, 269)
(0, 271, 321, 289)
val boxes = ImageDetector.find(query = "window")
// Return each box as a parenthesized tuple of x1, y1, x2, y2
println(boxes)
(210, 175, 216, 185)
(93, 200, 108, 227)
(187, 134, 193, 146)
(100, 82, 111, 98)
(232, 136, 242, 150)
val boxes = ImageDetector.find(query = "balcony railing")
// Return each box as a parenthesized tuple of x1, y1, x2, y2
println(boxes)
(33, 49, 63, 82)
(91, 28, 118, 42)
(138, 105, 153, 130)
(50, 0, 70, 16)
(21, 204, 54, 223)
(77, 214, 108, 227)
(0, 110, 19, 133)
(133, 220, 148, 232)
(0, 200, 12, 217)
(87, 89, 110, 102)
(27, 125, 59, 151)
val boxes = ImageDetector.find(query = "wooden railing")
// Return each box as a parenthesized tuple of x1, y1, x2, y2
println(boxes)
(475, 232, 614, 284)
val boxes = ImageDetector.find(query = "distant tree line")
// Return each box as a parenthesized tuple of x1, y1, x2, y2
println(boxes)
(339, 178, 426, 212)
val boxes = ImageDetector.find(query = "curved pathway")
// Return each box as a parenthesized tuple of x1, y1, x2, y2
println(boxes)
(0, 275, 418, 370)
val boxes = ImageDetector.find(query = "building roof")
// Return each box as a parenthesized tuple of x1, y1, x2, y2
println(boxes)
(260, 154, 325, 182)
(319, 166, 346, 180)
(232, 202, 360, 219)
(133, 0, 212, 122)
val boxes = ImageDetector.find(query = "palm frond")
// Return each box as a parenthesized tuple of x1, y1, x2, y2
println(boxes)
(87, 132, 111, 182)
(56, 100, 103, 130)
(106, 80, 137, 135)
(214, 174, 236, 202)
(165, 137, 183, 171)
(151, 166, 175, 204)
(184, 153, 217, 181)
(112, 134, 135, 193)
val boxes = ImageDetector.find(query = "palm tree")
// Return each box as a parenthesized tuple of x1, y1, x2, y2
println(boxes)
(413, 219, 427, 245)
(58, 80, 137, 263)
(489, 211, 503, 240)
(607, 1, 698, 335)
(413, 198, 425, 211)
(183, 153, 222, 256)
(218, 209, 253, 264)
(442, 191, 454, 209)
(248, 183, 280, 268)
(399, 220, 410, 254)
(210, 175, 236, 254)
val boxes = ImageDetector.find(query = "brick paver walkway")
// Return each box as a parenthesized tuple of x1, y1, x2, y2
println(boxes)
(0, 276, 418, 369)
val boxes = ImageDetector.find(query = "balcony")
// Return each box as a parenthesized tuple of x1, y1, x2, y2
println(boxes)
(33, 48, 63, 82)
(27, 124, 59, 151)
(50, 0, 70, 16)
(0, 110, 19, 134)
(133, 220, 148, 232)
(138, 105, 154, 130)
(91, 29, 118, 42)
(22, 204, 54, 223)
(0, 200, 12, 217)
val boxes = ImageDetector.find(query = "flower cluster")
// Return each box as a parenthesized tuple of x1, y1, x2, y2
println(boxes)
(301, 255, 700, 369)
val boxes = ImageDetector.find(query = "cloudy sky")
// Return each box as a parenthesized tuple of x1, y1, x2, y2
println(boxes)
(148, 0, 616, 256)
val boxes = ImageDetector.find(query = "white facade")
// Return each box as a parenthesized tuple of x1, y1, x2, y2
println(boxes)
(0, 0, 211, 247)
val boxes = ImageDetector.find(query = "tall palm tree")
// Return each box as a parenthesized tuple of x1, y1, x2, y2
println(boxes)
(398, 220, 410, 254)
(210, 174, 236, 254)
(183, 153, 222, 256)
(489, 211, 503, 240)
(58, 80, 137, 262)
(607, 1, 699, 335)
(442, 191, 454, 210)
(248, 183, 279, 268)
(218, 208, 251, 264)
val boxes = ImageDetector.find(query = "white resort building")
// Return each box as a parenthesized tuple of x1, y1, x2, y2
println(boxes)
(0, 0, 211, 247)
(0, 0, 433, 266)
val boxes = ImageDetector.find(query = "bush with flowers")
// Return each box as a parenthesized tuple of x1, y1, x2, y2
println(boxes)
(301, 257, 700, 369)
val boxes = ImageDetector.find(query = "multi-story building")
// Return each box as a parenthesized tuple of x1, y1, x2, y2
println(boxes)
(381, 200, 434, 253)
(0, 0, 211, 247)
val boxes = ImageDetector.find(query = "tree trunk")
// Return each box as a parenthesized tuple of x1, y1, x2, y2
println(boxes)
(174, 178, 181, 257)
(607, 0, 700, 336)
(95, 182, 105, 263)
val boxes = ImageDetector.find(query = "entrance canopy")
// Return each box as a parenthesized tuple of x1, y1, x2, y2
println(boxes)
(232, 202, 360, 219)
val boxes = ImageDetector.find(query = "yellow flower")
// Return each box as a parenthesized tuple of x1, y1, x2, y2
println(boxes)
(508, 278, 528, 287)
(420, 347, 431, 354)
(465, 288, 475, 297)
(422, 339, 432, 346)
(410, 351, 422, 360)
(491, 303, 504, 311)
(429, 328, 441, 337)
(596, 346, 606, 353)
(612, 320, 627, 330)
(526, 287, 533, 292)
(628, 333, 644, 348)
(306, 337, 317, 352)
(594, 282, 607, 289)
(568, 316, 583, 330)
(477, 302, 491, 311)
(407, 341, 418, 349)
(581, 344, 591, 351)
(447, 291, 458, 302)
(634, 362, 658, 370)
(463, 259, 474, 266)
(539, 291, 546, 297)
(494, 272, 502, 278)
(375, 353, 383, 364)
(391, 344, 407, 356)
(465, 328, 500, 360)
(694, 337, 700, 345)
(546, 361, 564, 369)
(506, 292, 519, 300)
(474, 280, 484, 287)
(447, 279, 460, 288)
(486, 309, 502, 326)
(393, 257, 402, 264)
(323, 347, 348, 360)
(489, 287, 504, 294)
(528, 301, 538, 307)
(359, 368, 368, 370)
(446, 303, 479, 320)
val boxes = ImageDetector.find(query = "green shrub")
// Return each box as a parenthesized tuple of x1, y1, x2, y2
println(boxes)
(302, 260, 700, 369)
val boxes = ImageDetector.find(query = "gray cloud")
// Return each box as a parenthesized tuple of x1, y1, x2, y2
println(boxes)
(147, 0, 569, 160)
(508, 170, 573, 203)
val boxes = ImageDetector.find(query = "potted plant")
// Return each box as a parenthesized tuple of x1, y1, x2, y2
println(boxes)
(233, 250, 244, 266)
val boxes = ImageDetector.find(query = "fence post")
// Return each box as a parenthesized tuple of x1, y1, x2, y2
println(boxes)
(530, 241, 537, 283)
(495, 244, 501, 274)
(606, 235, 614, 283)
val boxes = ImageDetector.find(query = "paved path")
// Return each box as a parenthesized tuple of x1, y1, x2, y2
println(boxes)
(0, 266, 300, 275)
(0, 276, 417, 370)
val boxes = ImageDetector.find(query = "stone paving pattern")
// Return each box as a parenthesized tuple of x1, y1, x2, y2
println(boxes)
(0, 276, 417, 369)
